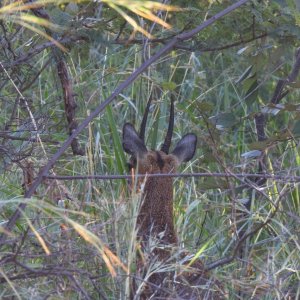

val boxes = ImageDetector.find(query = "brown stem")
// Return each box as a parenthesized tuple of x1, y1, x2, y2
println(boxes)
(31, 6, 84, 156)
(271, 47, 300, 105)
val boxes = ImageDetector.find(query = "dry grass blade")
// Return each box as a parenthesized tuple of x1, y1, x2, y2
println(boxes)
(103, 245, 129, 273)
(105, 0, 181, 36)
(13, 14, 63, 30)
(11, 20, 67, 51)
(22, 214, 51, 255)
(103, 0, 181, 12)
(1, 0, 180, 39)
(130, 7, 171, 29)
(0, 1, 68, 51)
(2, 0, 298, 298)
(0, 268, 22, 300)
(0, 0, 69, 14)
(68, 218, 128, 277)
(110, 3, 153, 39)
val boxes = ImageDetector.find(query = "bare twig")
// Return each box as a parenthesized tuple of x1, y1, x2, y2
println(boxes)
(0, 38, 74, 68)
(174, 33, 268, 52)
(206, 194, 281, 271)
(30, 6, 84, 156)
(114, 33, 268, 51)
(271, 47, 300, 104)
(43, 172, 300, 182)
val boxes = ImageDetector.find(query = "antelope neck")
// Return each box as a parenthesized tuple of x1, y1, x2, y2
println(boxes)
(137, 152, 178, 245)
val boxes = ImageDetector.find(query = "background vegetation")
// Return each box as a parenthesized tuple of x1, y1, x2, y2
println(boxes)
(0, 0, 299, 299)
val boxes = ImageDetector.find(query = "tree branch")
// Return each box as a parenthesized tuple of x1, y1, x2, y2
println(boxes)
(42, 172, 300, 182)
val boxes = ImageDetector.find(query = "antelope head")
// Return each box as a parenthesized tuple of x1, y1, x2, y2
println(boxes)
(122, 97, 197, 248)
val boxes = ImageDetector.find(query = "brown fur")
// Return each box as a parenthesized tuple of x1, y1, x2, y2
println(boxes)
(135, 150, 178, 248)
(128, 151, 225, 299)
(122, 117, 224, 299)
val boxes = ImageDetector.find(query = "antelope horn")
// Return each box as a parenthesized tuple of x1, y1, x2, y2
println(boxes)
(161, 95, 175, 154)
(139, 93, 153, 141)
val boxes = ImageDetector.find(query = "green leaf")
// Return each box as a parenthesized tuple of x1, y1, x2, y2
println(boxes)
(241, 150, 262, 158)
(161, 81, 177, 91)
(235, 65, 253, 84)
(106, 105, 126, 174)
(196, 102, 214, 114)
(247, 140, 270, 151)
(243, 75, 258, 97)
(198, 178, 229, 190)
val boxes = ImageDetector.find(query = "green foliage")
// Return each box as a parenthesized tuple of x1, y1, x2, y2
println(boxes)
(0, 0, 300, 299)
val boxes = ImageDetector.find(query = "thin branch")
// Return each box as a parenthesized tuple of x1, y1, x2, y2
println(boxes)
(0, 133, 59, 144)
(44, 172, 300, 182)
(1, 38, 75, 68)
(31, 6, 84, 156)
(271, 47, 300, 104)
(0, 262, 97, 283)
(206, 195, 280, 271)
(174, 33, 268, 52)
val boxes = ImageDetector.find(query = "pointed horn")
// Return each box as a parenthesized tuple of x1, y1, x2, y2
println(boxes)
(161, 95, 175, 154)
(139, 93, 153, 141)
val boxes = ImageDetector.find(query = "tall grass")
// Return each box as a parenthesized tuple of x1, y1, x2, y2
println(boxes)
(1, 5, 300, 299)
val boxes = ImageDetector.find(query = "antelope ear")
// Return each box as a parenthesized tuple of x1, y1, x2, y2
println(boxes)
(171, 133, 197, 163)
(122, 123, 147, 157)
